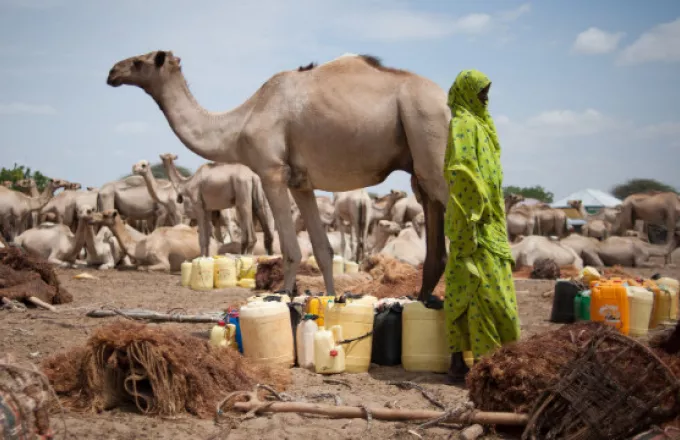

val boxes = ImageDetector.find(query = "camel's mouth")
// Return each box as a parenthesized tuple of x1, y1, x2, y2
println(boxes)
(107, 76, 123, 87)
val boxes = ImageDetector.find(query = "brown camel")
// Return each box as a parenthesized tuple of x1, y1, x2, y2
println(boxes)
(107, 50, 449, 299)
(568, 200, 611, 240)
(132, 160, 185, 226)
(612, 192, 680, 247)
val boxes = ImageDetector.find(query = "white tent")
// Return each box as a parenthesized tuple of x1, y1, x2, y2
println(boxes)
(551, 188, 622, 208)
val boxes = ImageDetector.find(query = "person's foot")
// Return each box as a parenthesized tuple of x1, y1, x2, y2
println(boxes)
(447, 352, 470, 384)
(422, 295, 444, 310)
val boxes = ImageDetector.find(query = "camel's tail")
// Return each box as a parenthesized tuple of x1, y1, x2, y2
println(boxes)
(252, 176, 274, 255)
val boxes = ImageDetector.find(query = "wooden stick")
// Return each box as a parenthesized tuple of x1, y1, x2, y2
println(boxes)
(27, 296, 57, 312)
(231, 400, 528, 426)
(86, 308, 222, 323)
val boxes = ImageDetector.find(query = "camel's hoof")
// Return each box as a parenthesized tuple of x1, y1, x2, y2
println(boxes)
(423, 295, 444, 310)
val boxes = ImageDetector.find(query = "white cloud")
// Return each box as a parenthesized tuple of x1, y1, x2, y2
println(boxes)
(0, 102, 56, 115)
(572, 27, 624, 55)
(498, 3, 532, 22)
(618, 17, 680, 65)
(114, 121, 150, 135)
(525, 109, 621, 136)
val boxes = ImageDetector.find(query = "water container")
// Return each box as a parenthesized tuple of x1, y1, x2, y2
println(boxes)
(324, 300, 374, 373)
(226, 309, 243, 353)
(371, 303, 403, 366)
(332, 255, 345, 276)
(647, 279, 672, 328)
(344, 261, 359, 274)
(190, 257, 214, 291)
(627, 286, 654, 337)
(306, 295, 334, 327)
(296, 314, 318, 369)
(549, 280, 580, 323)
(214, 255, 238, 288)
(580, 266, 601, 286)
(237, 278, 256, 289)
(591, 280, 630, 335)
(237, 255, 257, 280)
(353, 294, 378, 306)
(656, 277, 679, 320)
(239, 301, 295, 367)
(401, 302, 450, 373)
(209, 320, 238, 350)
(314, 325, 346, 374)
(580, 290, 592, 321)
(180, 261, 192, 287)
(307, 255, 319, 270)
(574, 294, 583, 321)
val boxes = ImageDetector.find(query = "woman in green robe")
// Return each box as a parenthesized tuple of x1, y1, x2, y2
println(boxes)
(443, 69, 521, 382)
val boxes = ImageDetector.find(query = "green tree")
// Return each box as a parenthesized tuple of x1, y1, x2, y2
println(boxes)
(121, 163, 193, 180)
(503, 185, 554, 203)
(611, 178, 677, 200)
(0, 163, 51, 190)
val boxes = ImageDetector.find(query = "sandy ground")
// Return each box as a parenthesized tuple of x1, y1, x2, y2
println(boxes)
(1, 261, 677, 440)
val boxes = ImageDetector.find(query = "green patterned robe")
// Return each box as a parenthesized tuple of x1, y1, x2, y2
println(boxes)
(443, 69, 521, 359)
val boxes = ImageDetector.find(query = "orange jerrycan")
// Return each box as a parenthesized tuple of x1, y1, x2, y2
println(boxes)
(591, 280, 630, 335)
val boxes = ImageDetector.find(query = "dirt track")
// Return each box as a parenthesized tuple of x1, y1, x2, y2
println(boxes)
(1, 261, 677, 439)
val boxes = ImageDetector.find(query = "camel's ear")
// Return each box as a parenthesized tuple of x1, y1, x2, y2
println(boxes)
(111, 210, 119, 219)
(154, 51, 167, 68)
(176, 194, 184, 204)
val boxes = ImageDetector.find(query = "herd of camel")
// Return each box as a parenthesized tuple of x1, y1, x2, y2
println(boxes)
(0, 49, 678, 296)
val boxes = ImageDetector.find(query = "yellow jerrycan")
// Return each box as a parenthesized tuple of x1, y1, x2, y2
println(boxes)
(324, 299, 374, 373)
(239, 301, 295, 367)
(180, 260, 192, 287)
(213, 255, 238, 288)
(402, 302, 450, 373)
(190, 257, 215, 291)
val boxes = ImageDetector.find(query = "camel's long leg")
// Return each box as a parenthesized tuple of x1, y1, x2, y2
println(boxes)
(261, 180, 302, 294)
(235, 180, 256, 254)
(415, 184, 447, 302)
(291, 189, 335, 297)
(195, 208, 212, 257)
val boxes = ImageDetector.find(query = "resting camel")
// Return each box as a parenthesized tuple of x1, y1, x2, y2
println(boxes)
(372, 219, 426, 266)
(79, 207, 139, 269)
(368, 190, 407, 232)
(612, 192, 679, 246)
(87, 209, 226, 272)
(159, 153, 275, 256)
(561, 232, 678, 268)
(132, 160, 185, 226)
(510, 235, 583, 270)
(0, 178, 68, 241)
(14, 205, 89, 268)
(333, 189, 372, 263)
(568, 200, 612, 240)
(107, 50, 449, 300)
(39, 182, 96, 232)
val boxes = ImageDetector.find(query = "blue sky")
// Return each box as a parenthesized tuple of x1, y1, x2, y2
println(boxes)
(1, 0, 679, 201)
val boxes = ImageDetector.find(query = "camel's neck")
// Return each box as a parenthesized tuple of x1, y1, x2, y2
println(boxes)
(141, 170, 166, 205)
(83, 222, 99, 257)
(26, 182, 56, 211)
(161, 159, 187, 189)
(372, 197, 400, 220)
(152, 75, 251, 164)
(63, 217, 88, 261)
(109, 217, 142, 260)
(372, 230, 395, 253)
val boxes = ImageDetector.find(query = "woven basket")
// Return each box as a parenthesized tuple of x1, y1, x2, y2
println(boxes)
(522, 327, 680, 440)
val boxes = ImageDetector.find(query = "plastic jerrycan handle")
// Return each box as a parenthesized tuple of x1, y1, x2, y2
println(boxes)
(330, 325, 343, 343)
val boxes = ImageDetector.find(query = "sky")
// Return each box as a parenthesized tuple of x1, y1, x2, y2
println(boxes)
(1, 0, 679, 202)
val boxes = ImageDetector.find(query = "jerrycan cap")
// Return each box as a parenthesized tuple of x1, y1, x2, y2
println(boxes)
(303, 313, 318, 321)
(217, 320, 226, 326)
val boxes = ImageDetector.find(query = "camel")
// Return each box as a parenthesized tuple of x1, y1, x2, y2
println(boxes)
(132, 160, 185, 226)
(561, 232, 678, 268)
(504, 193, 524, 214)
(291, 195, 335, 233)
(568, 200, 612, 240)
(368, 190, 408, 231)
(612, 192, 680, 246)
(159, 153, 275, 256)
(506, 204, 536, 242)
(510, 235, 583, 270)
(372, 220, 426, 266)
(87, 209, 225, 272)
(533, 204, 569, 238)
(390, 194, 424, 227)
(0, 178, 68, 241)
(14, 178, 41, 229)
(97, 175, 171, 231)
(39, 182, 97, 232)
(13, 205, 90, 267)
(78, 208, 140, 269)
(333, 189, 373, 263)
(107, 50, 449, 300)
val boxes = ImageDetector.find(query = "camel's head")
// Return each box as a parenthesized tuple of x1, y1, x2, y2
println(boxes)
(506, 193, 524, 203)
(86, 186, 97, 192)
(67, 182, 82, 191)
(15, 178, 35, 189)
(567, 200, 582, 210)
(376, 219, 401, 236)
(107, 50, 181, 92)
(49, 178, 69, 190)
(389, 189, 407, 200)
(412, 212, 425, 236)
(133, 160, 151, 176)
(159, 153, 178, 163)
(77, 204, 95, 220)
(87, 209, 119, 227)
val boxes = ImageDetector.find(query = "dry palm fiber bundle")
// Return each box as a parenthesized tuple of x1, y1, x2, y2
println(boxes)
(354, 255, 446, 299)
(0, 246, 72, 305)
(529, 258, 560, 280)
(1, 355, 55, 440)
(467, 322, 607, 414)
(42, 320, 291, 418)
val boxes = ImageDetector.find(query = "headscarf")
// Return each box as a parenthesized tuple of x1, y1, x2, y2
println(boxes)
(447, 69, 500, 154)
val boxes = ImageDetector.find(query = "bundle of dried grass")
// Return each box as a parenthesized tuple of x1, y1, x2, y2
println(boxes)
(353, 255, 445, 299)
(42, 320, 291, 418)
(1, 355, 55, 439)
(0, 247, 72, 305)
(467, 322, 607, 413)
